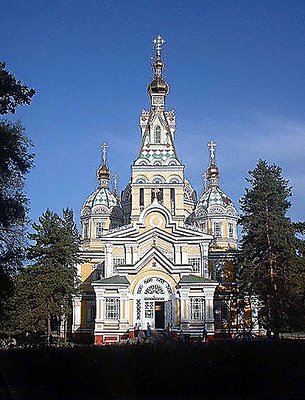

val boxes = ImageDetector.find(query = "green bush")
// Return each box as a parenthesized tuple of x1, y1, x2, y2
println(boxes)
(1, 341, 305, 399)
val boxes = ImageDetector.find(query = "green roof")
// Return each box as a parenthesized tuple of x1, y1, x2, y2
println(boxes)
(94, 275, 129, 285)
(179, 275, 217, 284)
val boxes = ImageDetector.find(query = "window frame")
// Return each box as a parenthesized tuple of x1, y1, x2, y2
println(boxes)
(154, 126, 161, 144)
(190, 297, 205, 321)
(188, 257, 201, 273)
(104, 298, 120, 321)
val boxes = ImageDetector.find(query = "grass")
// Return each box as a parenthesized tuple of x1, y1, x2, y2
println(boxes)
(1, 340, 305, 399)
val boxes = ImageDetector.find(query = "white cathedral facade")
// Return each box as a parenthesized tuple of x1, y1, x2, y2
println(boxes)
(72, 36, 241, 344)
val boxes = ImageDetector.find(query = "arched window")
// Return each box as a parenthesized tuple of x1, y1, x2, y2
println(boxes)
(154, 126, 161, 144)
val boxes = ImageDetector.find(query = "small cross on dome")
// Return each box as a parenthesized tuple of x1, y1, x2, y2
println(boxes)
(208, 140, 217, 160)
(101, 142, 108, 165)
(153, 35, 165, 58)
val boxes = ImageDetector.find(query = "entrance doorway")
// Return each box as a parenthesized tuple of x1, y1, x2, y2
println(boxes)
(155, 302, 165, 329)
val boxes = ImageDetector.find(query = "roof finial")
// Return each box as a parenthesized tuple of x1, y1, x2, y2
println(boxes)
(153, 35, 165, 59)
(113, 173, 119, 194)
(208, 140, 217, 164)
(207, 140, 219, 187)
(97, 142, 110, 187)
(101, 142, 108, 165)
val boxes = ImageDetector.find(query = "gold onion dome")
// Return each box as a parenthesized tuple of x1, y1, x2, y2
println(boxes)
(97, 163, 110, 184)
(148, 76, 169, 95)
(207, 163, 219, 181)
(148, 57, 169, 94)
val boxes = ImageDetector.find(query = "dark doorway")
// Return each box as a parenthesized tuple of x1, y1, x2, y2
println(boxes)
(155, 302, 165, 329)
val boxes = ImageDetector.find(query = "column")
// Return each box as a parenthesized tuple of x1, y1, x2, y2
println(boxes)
(179, 288, 190, 322)
(174, 244, 182, 264)
(104, 244, 113, 277)
(131, 243, 139, 264)
(204, 289, 215, 334)
(94, 289, 105, 323)
(181, 245, 188, 264)
(72, 295, 82, 332)
(125, 244, 133, 264)
(118, 289, 129, 323)
(200, 243, 209, 278)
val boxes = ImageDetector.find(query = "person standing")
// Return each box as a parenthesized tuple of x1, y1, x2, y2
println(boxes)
(146, 322, 152, 338)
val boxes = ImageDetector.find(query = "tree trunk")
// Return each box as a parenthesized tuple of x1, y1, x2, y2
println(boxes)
(265, 203, 280, 339)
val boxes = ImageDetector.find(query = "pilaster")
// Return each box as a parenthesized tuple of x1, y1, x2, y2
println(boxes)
(104, 244, 113, 277)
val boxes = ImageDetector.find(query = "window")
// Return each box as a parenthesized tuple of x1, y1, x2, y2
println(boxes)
(228, 223, 234, 238)
(221, 303, 229, 322)
(199, 222, 206, 233)
(214, 262, 224, 283)
(145, 301, 154, 318)
(95, 221, 103, 238)
(190, 297, 205, 321)
(139, 188, 144, 209)
(83, 222, 89, 239)
(214, 222, 222, 238)
(105, 298, 120, 320)
(113, 257, 125, 273)
(136, 299, 141, 320)
(151, 188, 163, 204)
(154, 126, 161, 144)
(170, 188, 175, 214)
(188, 257, 201, 273)
(144, 284, 164, 295)
(89, 305, 96, 322)
(214, 305, 221, 322)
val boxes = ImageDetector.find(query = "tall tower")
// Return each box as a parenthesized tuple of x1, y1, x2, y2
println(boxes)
(122, 35, 196, 224)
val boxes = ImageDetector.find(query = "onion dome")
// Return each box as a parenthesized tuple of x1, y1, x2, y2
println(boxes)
(83, 187, 118, 210)
(148, 76, 169, 95)
(197, 186, 233, 210)
(97, 163, 110, 187)
(148, 57, 169, 95)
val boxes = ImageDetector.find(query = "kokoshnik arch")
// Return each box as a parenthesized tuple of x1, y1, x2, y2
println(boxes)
(72, 35, 257, 344)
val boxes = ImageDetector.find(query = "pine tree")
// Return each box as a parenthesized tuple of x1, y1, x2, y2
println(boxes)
(10, 209, 80, 343)
(239, 160, 303, 338)
(0, 62, 35, 114)
(0, 62, 35, 326)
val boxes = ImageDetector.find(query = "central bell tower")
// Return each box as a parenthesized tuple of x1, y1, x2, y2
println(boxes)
(121, 35, 196, 224)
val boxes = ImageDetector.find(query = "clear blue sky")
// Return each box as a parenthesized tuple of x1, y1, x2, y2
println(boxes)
(2, 0, 305, 226)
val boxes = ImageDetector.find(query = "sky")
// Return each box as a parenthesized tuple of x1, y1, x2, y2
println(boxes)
(1, 0, 305, 227)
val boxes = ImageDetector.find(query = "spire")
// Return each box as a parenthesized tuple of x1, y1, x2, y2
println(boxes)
(97, 142, 110, 188)
(148, 35, 169, 108)
(206, 140, 219, 187)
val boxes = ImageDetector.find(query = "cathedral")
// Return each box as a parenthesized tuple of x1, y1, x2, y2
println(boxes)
(72, 36, 241, 344)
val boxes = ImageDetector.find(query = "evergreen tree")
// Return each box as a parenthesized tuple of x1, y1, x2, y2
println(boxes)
(0, 63, 35, 326)
(10, 209, 80, 343)
(239, 160, 304, 338)
(0, 62, 35, 114)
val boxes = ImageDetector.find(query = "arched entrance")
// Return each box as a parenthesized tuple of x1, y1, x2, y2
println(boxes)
(134, 277, 176, 329)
